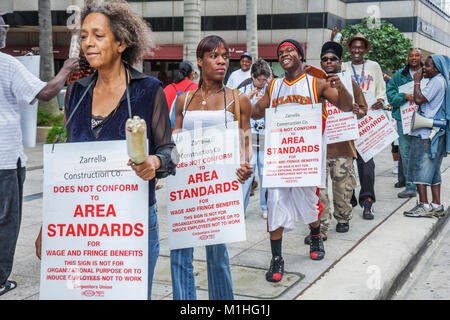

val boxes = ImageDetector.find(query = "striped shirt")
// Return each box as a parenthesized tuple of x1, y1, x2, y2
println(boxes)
(0, 52, 46, 169)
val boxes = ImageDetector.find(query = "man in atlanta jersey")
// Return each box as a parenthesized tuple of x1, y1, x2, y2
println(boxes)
(252, 39, 353, 283)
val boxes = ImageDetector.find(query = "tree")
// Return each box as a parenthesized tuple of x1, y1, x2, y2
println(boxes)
(340, 18, 413, 74)
(38, 0, 59, 115)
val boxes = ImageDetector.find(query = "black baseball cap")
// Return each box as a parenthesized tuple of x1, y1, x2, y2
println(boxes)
(277, 39, 306, 62)
(321, 41, 343, 59)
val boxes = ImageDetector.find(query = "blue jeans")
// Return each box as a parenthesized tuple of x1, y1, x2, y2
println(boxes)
(147, 203, 160, 300)
(408, 135, 446, 185)
(243, 148, 267, 212)
(397, 121, 416, 191)
(170, 244, 234, 300)
(0, 159, 26, 286)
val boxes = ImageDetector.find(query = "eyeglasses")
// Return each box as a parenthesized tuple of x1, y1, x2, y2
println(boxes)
(254, 77, 268, 83)
(321, 56, 339, 62)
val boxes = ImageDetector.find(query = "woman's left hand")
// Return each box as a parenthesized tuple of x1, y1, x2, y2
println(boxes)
(128, 155, 161, 181)
(236, 162, 253, 184)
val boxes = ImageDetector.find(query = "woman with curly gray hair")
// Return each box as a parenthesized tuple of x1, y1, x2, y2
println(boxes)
(35, 0, 177, 300)
(80, 0, 155, 67)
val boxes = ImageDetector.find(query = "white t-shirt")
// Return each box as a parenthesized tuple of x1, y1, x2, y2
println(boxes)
(341, 59, 387, 103)
(226, 68, 251, 89)
(0, 52, 46, 169)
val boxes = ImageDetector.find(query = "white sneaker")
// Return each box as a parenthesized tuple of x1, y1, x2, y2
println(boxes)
(430, 204, 445, 217)
(261, 210, 267, 219)
(403, 203, 433, 218)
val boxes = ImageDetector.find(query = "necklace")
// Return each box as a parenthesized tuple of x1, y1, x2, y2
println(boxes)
(351, 60, 365, 88)
(201, 85, 224, 105)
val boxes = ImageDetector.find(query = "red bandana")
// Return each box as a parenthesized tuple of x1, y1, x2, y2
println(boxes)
(279, 42, 299, 53)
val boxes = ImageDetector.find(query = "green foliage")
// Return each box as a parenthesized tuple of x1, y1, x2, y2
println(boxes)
(46, 126, 66, 144)
(37, 109, 64, 126)
(37, 109, 66, 144)
(341, 18, 413, 74)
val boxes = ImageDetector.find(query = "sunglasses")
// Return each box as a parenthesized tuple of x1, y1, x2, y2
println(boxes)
(321, 56, 339, 62)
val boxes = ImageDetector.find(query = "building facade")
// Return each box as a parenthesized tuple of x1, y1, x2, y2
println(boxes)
(2, 0, 449, 86)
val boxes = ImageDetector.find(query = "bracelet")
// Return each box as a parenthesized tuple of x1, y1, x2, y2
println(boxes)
(414, 82, 421, 86)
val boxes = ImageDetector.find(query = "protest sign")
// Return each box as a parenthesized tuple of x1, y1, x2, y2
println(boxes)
(166, 121, 246, 250)
(398, 79, 429, 134)
(355, 109, 399, 162)
(325, 72, 359, 144)
(40, 140, 148, 300)
(263, 103, 323, 188)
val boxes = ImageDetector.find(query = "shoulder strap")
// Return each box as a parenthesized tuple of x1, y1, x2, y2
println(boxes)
(184, 82, 195, 92)
(232, 88, 244, 161)
(233, 88, 241, 128)
(182, 91, 191, 115)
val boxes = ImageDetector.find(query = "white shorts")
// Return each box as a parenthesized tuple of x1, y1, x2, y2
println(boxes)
(267, 186, 322, 233)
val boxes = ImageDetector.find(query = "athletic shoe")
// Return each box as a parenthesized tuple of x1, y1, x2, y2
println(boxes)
(265, 256, 284, 282)
(309, 234, 325, 260)
(403, 203, 433, 218)
(362, 198, 374, 220)
(304, 233, 327, 245)
(397, 189, 416, 198)
(430, 204, 445, 217)
(336, 222, 349, 233)
(0, 280, 17, 296)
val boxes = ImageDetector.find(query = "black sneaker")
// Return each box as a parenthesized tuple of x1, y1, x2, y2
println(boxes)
(265, 256, 284, 282)
(304, 233, 327, 245)
(362, 198, 374, 220)
(336, 222, 349, 233)
(309, 234, 325, 260)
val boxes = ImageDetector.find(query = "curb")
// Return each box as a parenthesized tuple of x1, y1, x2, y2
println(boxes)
(383, 207, 450, 299)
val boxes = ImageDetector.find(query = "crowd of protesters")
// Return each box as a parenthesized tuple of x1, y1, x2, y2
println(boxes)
(0, 0, 448, 300)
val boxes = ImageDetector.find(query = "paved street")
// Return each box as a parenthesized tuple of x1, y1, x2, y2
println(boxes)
(1, 142, 449, 300)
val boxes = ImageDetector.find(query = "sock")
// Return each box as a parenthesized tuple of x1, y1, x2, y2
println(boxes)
(270, 238, 282, 258)
(310, 225, 321, 237)
(421, 202, 430, 209)
(431, 203, 441, 208)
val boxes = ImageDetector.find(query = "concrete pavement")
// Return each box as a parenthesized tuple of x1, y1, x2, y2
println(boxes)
(1, 142, 449, 300)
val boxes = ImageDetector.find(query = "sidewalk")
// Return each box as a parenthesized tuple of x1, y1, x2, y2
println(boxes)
(1, 143, 449, 300)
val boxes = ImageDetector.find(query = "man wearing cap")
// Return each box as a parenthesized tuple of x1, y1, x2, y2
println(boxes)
(387, 48, 423, 199)
(302, 41, 368, 243)
(226, 52, 252, 89)
(0, 16, 78, 296)
(252, 39, 353, 283)
(341, 32, 387, 220)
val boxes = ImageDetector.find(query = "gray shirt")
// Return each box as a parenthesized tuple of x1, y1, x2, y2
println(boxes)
(409, 73, 446, 139)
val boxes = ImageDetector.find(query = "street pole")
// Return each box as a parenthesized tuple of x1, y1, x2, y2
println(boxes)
(183, 0, 201, 76)
(246, 0, 258, 60)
